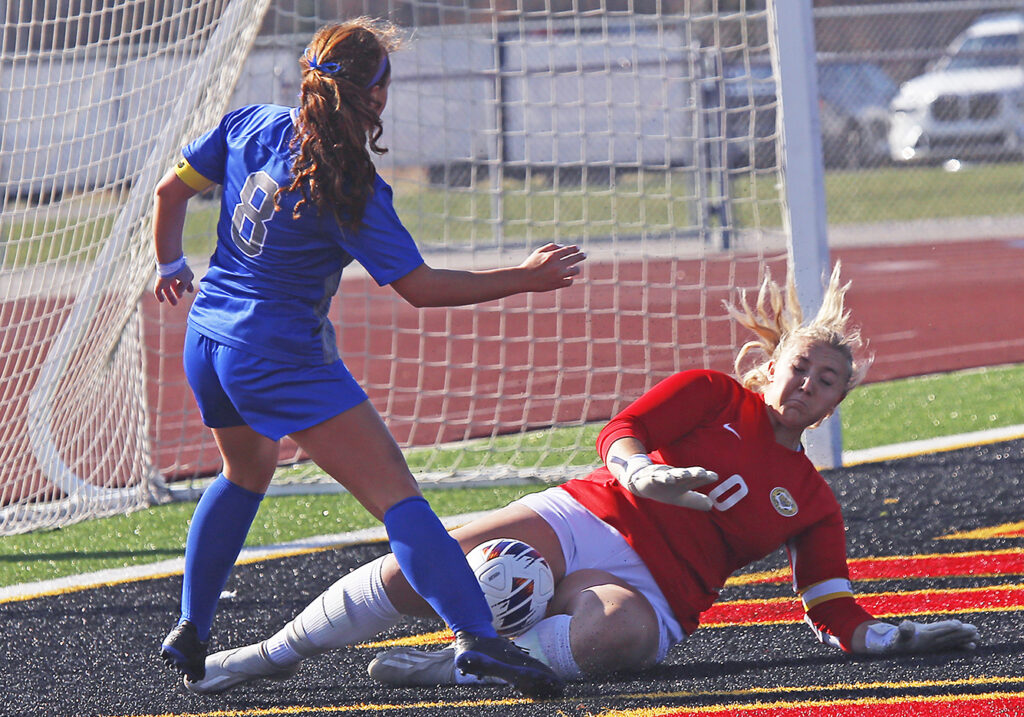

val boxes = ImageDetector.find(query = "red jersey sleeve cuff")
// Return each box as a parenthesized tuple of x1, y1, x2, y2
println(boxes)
(804, 596, 874, 651)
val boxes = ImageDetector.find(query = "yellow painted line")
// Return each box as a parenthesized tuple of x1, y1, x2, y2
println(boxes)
(726, 567, 790, 585)
(703, 582, 1024, 628)
(106, 695, 536, 717)
(847, 547, 1023, 562)
(939, 521, 1024, 540)
(99, 675, 1024, 717)
(0, 568, 189, 604)
(359, 629, 451, 649)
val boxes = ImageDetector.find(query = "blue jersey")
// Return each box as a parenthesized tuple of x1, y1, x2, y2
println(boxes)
(179, 104, 424, 365)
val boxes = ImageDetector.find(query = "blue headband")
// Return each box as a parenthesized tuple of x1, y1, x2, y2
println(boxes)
(304, 48, 389, 89)
(364, 53, 390, 88)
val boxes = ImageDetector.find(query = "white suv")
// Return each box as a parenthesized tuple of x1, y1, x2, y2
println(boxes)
(888, 13, 1024, 162)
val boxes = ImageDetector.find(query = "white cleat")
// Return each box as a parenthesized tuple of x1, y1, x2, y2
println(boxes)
(184, 642, 299, 694)
(367, 645, 508, 687)
(367, 645, 459, 686)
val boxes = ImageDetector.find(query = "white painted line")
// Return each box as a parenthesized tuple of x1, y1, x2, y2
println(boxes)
(4, 424, 1023, 601)
(0, 510, 492, 603)
(842, 424, 1024, 466)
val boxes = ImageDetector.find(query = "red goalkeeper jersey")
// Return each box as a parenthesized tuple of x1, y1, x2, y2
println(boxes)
(561, 369, 872, 649)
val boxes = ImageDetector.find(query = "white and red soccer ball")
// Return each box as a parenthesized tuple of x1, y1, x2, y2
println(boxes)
(466, 538, 555, 637)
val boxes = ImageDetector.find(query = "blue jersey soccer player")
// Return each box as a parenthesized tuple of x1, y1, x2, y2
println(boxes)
(152, 17, 583, 698)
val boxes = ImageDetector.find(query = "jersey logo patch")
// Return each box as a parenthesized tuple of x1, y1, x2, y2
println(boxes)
(769, 487, 798, 517)
(723, 423, 741, 440)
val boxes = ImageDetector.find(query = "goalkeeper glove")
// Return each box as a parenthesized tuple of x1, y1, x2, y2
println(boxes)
(863, 619, 979, 654)
(614, 454, 717, 510)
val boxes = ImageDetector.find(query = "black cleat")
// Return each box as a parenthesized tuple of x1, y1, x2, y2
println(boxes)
(160, 620, 209, 682)
(452, 631, 562, 699)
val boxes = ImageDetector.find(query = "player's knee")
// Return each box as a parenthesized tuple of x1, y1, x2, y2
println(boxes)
(585, 592, 659, 673)
(556, 570, 660, 674)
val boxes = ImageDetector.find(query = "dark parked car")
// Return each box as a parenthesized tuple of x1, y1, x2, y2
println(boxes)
(713, 59, 898, 170)
(818, 61, 899, 168)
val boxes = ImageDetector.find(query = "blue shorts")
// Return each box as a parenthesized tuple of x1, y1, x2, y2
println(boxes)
(183, 327, 369, 440)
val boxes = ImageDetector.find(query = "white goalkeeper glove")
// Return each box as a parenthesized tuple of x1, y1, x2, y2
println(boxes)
(614, 454, 717, 510)
(862, 619, 979, 654)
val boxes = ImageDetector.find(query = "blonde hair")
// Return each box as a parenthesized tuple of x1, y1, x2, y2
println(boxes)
(723, 262, 871, 395)
(276, 18, 403, 230)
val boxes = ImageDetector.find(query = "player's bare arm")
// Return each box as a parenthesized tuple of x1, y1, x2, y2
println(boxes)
(390, 242, 584, 308)
(153, 169, 199, 305)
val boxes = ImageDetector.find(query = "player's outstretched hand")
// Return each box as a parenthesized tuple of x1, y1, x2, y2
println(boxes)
(518, 243, 585, 292)
(623, 462, 717, 510)
(154, 265, 195, 306)
(864, 619, 979, 654)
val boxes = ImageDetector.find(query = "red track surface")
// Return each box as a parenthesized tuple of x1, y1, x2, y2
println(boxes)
(3, 237, 1023, 486)
(160, 237, 1024, 475)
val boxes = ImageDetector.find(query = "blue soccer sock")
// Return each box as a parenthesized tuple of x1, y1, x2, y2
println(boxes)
(179, 474, 264, 641)
(383, 495, 497, 638)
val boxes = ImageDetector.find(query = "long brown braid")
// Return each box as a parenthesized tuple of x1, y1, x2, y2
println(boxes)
(276, 18, 402, 231)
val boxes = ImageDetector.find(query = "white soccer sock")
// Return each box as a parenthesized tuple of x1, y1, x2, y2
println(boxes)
(264, 555, 401, 666)
(512, 614, 582, 680)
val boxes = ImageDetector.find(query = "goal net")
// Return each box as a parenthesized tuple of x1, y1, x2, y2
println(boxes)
(1, 1, 794, 534)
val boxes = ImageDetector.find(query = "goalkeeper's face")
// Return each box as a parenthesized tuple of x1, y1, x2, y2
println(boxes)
(763, 338, 850, 437)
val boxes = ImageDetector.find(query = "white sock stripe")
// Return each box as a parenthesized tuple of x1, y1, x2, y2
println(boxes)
(265, 555, 402, 661)
(265, 631, 301, 666)
(379, 652, 430, 667)
(366, 554, 401, 621)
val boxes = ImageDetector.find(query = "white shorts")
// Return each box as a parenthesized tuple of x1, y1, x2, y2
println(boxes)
(515, 486, 685, 662)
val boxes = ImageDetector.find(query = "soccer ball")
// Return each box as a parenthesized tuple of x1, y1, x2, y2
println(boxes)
(466, 538, 555, 637)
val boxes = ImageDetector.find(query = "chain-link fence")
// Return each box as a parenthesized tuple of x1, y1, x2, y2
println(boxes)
(812, 2, 1024, 239)
(229, 1, 1024, 244)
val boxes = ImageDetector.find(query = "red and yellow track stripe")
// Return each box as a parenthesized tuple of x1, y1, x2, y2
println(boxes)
(727, 548, 1024, 586)
(597, 692, 1024, 716)
(703, 583, 1024, 627)
(363, 582, 1024, 649)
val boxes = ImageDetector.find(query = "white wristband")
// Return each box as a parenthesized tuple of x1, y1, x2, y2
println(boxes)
(612, 453, 652, 480)
(157, 255, 188, 277)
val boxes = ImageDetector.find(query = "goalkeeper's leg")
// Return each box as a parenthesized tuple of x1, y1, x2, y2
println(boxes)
(369, 570, 664, 685)
(532, 569, 661, 676)
(290, 403, 561, 697)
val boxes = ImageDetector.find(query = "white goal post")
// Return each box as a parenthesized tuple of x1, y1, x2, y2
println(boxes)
(0, 0, 832, 534)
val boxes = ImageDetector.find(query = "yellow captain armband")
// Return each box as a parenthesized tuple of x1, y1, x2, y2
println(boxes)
(799, 577, 854, 611)
(174, 158, 215, 192)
